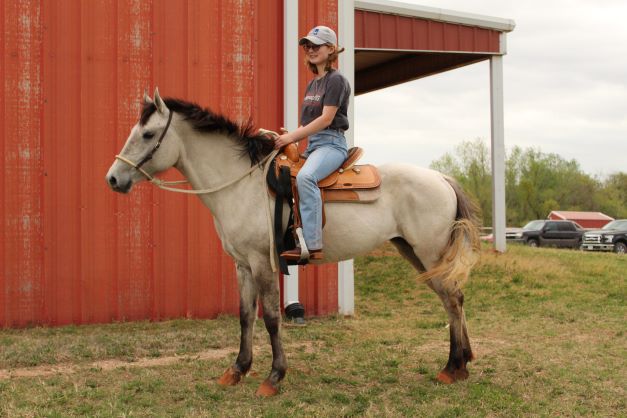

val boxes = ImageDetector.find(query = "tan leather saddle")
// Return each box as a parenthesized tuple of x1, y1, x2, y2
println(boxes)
(274, 143, 381, 204)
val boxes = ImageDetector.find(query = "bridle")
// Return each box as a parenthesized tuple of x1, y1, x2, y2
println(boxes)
(115, 110, 173, 181)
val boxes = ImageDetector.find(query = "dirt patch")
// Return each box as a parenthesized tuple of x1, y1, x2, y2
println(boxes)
(0, 342, 318, 380)
(0, 347, 237, 380)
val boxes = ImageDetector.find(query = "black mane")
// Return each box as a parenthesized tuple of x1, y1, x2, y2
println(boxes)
(140, 98, 275, 165)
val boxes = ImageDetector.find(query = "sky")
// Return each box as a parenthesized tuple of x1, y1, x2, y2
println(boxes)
(354, 0, 627, 178)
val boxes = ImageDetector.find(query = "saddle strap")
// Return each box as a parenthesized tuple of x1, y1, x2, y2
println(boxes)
(267, 162, 292, 275)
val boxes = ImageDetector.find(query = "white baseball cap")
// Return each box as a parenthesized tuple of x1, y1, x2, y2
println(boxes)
(299, 26, 337, 46)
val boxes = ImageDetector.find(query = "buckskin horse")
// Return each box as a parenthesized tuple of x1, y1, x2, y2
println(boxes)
(106, 89, 480, 396)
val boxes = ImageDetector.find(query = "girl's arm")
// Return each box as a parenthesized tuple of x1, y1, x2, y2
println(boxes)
(273, 105, 339, 149)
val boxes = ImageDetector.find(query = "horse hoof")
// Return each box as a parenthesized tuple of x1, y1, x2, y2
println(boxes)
(436, 368, 469, 384)
(436, 370, 455, 384)
(217, 367, 241, 386)
(455, 368, 469, 380)
(256, 379, 279, 397)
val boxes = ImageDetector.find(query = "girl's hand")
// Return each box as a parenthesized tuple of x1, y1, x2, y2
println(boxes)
(274, 132, 294, 149)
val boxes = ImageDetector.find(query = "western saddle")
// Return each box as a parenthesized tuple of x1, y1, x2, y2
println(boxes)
(267, 142, 381, 270)
(274, 143, 381, 204)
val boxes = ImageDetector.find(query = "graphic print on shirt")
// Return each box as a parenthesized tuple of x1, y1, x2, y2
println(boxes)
(303, 82, 323, 107)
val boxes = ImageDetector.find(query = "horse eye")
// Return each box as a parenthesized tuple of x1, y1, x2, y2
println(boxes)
(142, 131, 155, 140)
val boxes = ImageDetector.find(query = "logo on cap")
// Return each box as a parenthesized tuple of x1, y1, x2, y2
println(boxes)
(313, 28, 319, 35)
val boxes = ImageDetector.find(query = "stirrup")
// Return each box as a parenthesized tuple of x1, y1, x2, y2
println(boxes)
(280, 247, 324, 261)
(294, 227, 309, 261)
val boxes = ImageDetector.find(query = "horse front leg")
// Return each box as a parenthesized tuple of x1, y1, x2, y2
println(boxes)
(428, 279, 475, 384)
(255, 270, 287, 397)
(218, 263, 258, 386)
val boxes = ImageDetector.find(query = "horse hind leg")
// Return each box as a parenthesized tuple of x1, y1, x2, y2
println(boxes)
(218, 263, 258, 386)
(391, 237, 474, 383)
(428, 279, 474, 384)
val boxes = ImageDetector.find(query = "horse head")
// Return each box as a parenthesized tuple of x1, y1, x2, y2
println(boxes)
(106, 88, 181, 193)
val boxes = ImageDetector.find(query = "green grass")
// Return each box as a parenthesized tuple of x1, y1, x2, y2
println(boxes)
(0, 245, 625, 417)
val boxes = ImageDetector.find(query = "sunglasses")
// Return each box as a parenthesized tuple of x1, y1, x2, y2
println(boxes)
(301, 43, 324, 52)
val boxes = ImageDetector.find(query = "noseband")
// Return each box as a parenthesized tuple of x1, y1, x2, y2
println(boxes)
(115, 110, 173, 181)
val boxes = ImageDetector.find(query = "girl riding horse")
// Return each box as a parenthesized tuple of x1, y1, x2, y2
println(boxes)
(273, 26, 351, 261)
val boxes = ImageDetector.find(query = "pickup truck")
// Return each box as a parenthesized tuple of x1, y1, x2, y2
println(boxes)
(508, 220, 585, 249)
(581, 219, 627, 254)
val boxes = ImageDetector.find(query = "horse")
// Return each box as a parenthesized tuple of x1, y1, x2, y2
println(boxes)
(106, 89, 481, 396)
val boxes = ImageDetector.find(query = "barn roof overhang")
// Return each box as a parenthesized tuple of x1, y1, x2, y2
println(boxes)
(354, 0, 516, 95)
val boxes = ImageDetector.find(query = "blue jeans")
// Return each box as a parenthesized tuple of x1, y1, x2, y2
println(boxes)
(297, 130, 348, 250)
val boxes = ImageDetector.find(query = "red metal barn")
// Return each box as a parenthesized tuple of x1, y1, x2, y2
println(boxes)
(1, 0, 515, 328)
(1, 0, 340, 327)
(548, 211, 614, 229)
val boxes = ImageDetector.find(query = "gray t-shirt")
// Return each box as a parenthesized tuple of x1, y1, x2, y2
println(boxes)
(300, 70, 351, 131)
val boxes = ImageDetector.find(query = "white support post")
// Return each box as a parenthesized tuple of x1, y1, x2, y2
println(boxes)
(490, 54, 506, 253)
(283, 0, 301, 306)
(339, 0, 355, 148)
(338, 0, 356, 315)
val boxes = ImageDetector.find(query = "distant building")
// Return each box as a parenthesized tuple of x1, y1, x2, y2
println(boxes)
(548, 211, 614, 229)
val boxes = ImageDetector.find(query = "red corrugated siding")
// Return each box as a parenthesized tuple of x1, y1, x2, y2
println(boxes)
(2, 0, 45, 326)
(355, 9, 500, 53)
(298, 0, 339, 317)
(578, 220, 611, 229)
(2, 0, 340, 328)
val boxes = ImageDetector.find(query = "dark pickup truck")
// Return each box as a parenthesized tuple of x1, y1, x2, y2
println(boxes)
(581, 219, 627, 254)
(508, 220, 585, 249)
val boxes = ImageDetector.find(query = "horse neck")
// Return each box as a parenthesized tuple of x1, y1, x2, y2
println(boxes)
(174, 125, 267, 213)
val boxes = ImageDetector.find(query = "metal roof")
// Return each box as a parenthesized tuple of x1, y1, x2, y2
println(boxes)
(549, 211, 615, 221)
(354, 0, 516, 95)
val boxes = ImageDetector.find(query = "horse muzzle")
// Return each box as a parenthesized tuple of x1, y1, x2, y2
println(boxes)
(106, 172, 132, 193)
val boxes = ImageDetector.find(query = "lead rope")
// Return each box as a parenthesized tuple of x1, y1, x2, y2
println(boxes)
(116, 128, 282, 272)
(258, 129, 282, 273)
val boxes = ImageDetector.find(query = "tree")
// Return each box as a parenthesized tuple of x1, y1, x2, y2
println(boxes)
(430, 139, 626, 227)
(598, 173, 627, 219)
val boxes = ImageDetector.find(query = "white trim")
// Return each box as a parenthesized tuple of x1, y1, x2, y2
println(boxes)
(355, 0, 516, 32)
(490, 55, 506, 253)
(283, 0, 301, 305)
(284, 0, 299, 131)
(499, 33, 507, 55)
(338, 0, 356, 316)
(340, 0, 355, 148)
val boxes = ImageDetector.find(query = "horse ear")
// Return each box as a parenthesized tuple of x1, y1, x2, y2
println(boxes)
(143, 89, 153, 104)
(153, 87, 167, 114)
